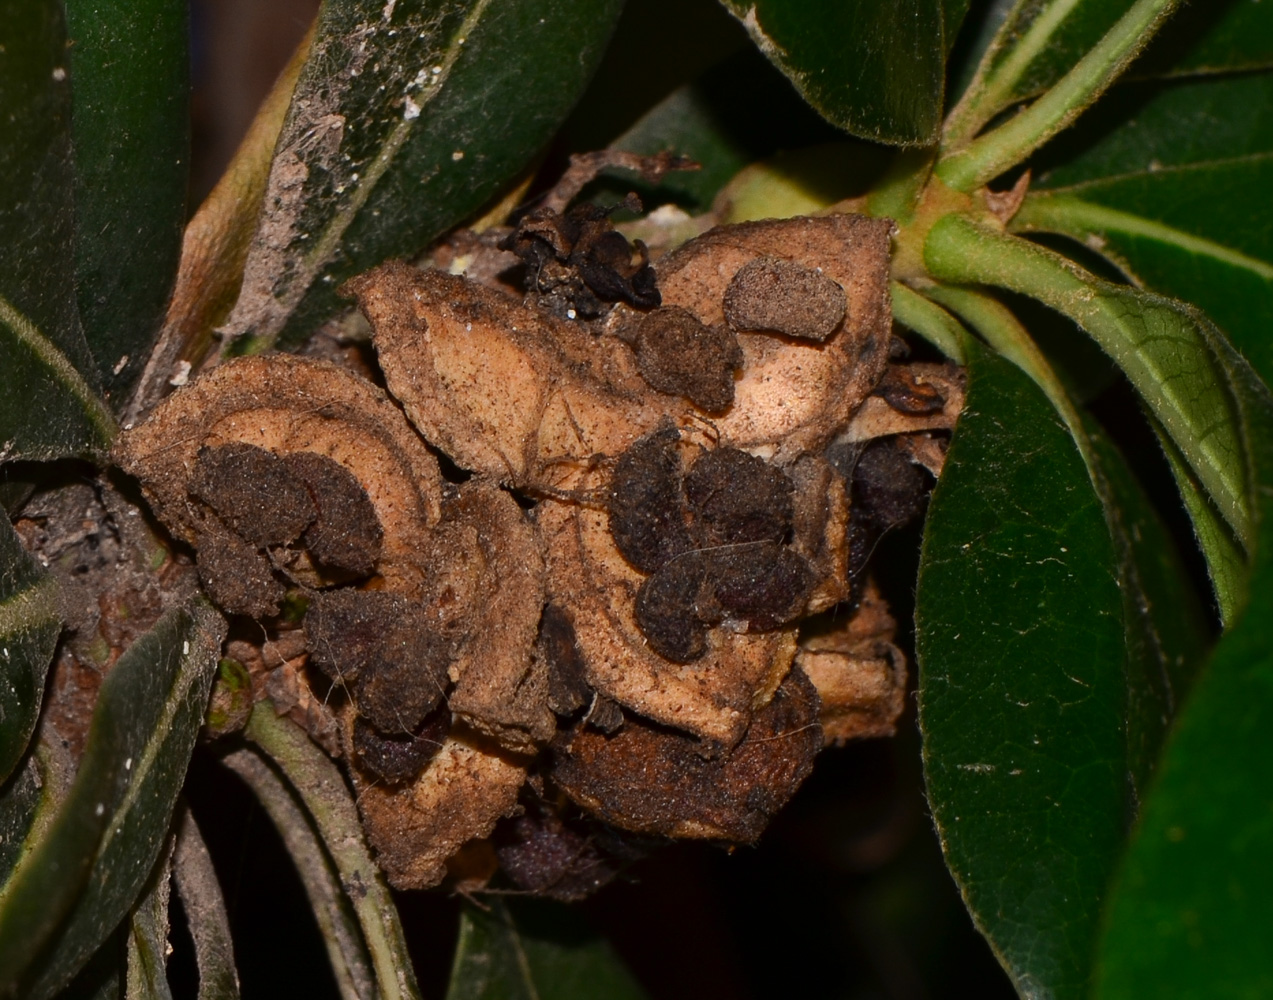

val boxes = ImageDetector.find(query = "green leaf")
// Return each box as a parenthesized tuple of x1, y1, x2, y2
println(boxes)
(125, 855, 174, 1000)
(0, 0, 115, 460)
(170, 809, 239, 1000)
(63, 0, 189, 407)
(1094, 344, 1273, 1000)
(0, 516, 61, 785)
(1018, 73, 1273, 384)
(0, 599, 224, 1000)
(220, 748, 371, 1000)
(944, 0, 1268, 148)
(1086, 427, 1212, 792)
(605, 49, 850, 214)
(243, 704, 420, 1000)
(925, 217, 1249, 548)
(446, 899, 647, 1000)
(916, 341, 1129, 999)
(220, 0, 624, 351)
(717, 0, 948, 146)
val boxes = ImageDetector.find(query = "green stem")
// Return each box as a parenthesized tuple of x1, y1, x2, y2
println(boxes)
(866, 149, 934, 223)
(943, 0, 1086, 149)
(889, 281, 967, 362)
(936, 0, 1180, 192)
(924, 214, 1249, 545)
(921, 284, 1092, 469)
(244, 704, 421, 1000)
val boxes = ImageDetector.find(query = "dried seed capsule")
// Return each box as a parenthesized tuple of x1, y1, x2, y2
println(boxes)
(723, 256, 847, 342)
(351, 710, 450, 785)
(282, 451, 383, 575)
(634, 555, 710, 664)
(190, 442, 316, 547)
(685, 447, 794, 547)
(633, 306, 743, 413)
(608, 426, 693, 574)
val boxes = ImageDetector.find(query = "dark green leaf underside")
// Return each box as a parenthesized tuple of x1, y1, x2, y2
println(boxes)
(718, 0, 946, 146)
(64, 0, 190, 406)
(223, 0, 624, 350)
(917, 342, 1128, 999)
(0, 517, 61, 786)
(0, 599, 224, 1000)
(1095, 342, 1273, 1000)
(446, 899, 647, 1000)
(0, 0, 113, 460)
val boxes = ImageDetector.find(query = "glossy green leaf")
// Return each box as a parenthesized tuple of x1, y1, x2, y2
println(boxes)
(220, 0, 624, 351)
(1095, 342, 1273, 1000)
(170, 809, 239, 1000)
(605, 48, 850, 214)
(63, 0, 189, 407)
(0, 599, 224, 1000)
(925, 217, 1249, 548)
(446, 899, 647, 1000)
(1086, 427, 1212, 792)
(716, 0, 947, 146)
(1137, 0, 1273, 77)
(125, 856, 174, 1000)
(0, 0, 115, 461)
(0, 516, 61, 785)
(1019, 73, 1273, 384)
(916, 342, 1129, 999)
(0, 757, 47, 885)
(243, 704, 419, 1000)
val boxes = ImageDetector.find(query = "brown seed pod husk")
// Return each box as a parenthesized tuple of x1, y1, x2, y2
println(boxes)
(796, 580, 907, 745)
(549, 665, 822, 841)
(655, 214, 894, 459)
(437, 480, 554, 751)
(349, 719, 530, 890)
(344, 263, 686, 492)
(114, 354, 443, 599)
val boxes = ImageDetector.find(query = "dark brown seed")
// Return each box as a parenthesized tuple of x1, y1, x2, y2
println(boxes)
(633, 306, 743, 413)
(190, 442, 316, 547)
(633, 554, 709, 664)
(706, 542, 815, 631)
(282, 451, 383, 575)
(608, 426, 693, 575)
(306, 588, 404, 683)
(194, 520, 285, 618)
(351, 710, 449, 785)
(723, 256, 847, 342)
(494, 802, 622, 901)
(850, 438, 929, 532)
(685, 447, 794, 548)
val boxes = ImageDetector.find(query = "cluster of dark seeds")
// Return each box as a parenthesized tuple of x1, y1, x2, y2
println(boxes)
(500, 200, 660, 319)
(188, 442, 383, 618)
(608, 426, 816, 663)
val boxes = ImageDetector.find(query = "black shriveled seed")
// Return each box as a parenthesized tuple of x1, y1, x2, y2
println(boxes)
(350, 710, 449, 785)
(353, 618, 450, 734)
(707, 541, 815, 631)
(634, 554, 709, 664)
(195, 521, 285, 619)
(685, 447, 794, 548)
(608, 426, 693, 574)
(633, 307, 742, 414)
(191, 443, 316, 547)
(723, 256, 847, 342)
(541, 604, 591, 718)
(282, 451, 383, 575)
